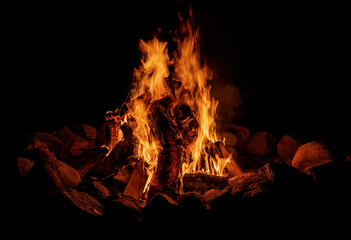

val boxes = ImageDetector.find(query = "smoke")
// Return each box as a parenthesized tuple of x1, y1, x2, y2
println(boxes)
(210, 75, 243, 128)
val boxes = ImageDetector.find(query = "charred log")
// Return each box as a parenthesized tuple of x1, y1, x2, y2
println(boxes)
(173, 104, 199, 146)
(123, 162, 147, 201)
(90, 124, 136, 179)
(148, 97, 184, 193)
(151, 143, 184, 193)
(183, 173, 229, 194)
(209, 141, 243, 177)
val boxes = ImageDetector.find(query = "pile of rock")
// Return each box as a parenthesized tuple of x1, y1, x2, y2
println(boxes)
(15, 123, 350, 230)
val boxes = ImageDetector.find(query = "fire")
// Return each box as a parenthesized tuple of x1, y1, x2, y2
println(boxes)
(126, 37, 169, 192)
(173, 16, 220, 175)
(118, 13, 230, 193)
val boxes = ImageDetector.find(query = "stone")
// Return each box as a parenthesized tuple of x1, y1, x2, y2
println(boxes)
(246, 131, 276, 156)
(16, 157, 35, 177)
(176, 192, 206, 210)
(277, 135, 304, 160)
(53, 127, 90, 157)
(26, 148, 81, 191)
(74, 123, 97, 140)
(29, 132, 71, 163)
(259, 161, 310, 190)
(141, 193, 180, 225)
(222, 124, 250, 149)
(176, 192, 207, 224)
(77, 180, 110, 199)
(60, 189, 104, 217)
(70, 147, 108, 178)
(292, 141, 334, 172)
(104, 196, 141, 225)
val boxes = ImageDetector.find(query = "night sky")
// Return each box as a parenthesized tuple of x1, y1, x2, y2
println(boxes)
(10, 1, 350, 152)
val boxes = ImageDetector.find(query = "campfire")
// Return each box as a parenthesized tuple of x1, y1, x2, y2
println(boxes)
(103, 12, 242, 200)
(15, 6, 350, 232)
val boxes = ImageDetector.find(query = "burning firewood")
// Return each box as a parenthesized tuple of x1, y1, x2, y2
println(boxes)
(152, 143, 184, 193)
(148, 97, 184, 193)
(173, 104, 199, 146)
(123, 162, 147, 201)
(183, 173, 229, 194)
(208, 141, 243, 177)
(90, 122, 136, 179)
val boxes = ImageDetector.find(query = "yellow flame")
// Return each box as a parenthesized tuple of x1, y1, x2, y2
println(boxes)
(123, 14, 229, 193)
(174, 17, 222, 176)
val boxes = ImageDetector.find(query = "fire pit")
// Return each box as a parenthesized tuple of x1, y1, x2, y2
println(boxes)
(14, 3, 350, 234)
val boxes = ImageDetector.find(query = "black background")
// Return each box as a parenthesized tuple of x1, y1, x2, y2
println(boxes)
(9, 0, 350, 152)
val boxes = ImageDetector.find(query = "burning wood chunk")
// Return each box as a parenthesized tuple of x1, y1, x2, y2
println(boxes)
(148, 97, 185, 193)
(123, 162, 147, 201)
(119, 123, 135, 153)
(90, 143, 127, 179)
(152, 143, 184, 193)
(113, 166, 132, 184)
(105, 110, 124, 150)
(101, 172, 130, 195)
(149, 97, 180, 145)
(173, 104, 199, 145)
(91, 124, 136, 179)
(210, 141, 243, 177)
(183, 173, 229, 194)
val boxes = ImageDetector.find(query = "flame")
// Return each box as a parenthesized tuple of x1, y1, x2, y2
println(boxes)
(127, 37, 169, 192)
(121, 13, 229, 193)
(173, 16, 220, 175)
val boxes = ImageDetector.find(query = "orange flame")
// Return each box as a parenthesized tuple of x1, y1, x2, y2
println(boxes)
(123, 13, 229, 193)
(127, 37, 170, 192)
(173, 16, 220, 175)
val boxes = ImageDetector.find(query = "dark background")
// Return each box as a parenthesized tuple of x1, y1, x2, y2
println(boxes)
(10, 0, 350, 152)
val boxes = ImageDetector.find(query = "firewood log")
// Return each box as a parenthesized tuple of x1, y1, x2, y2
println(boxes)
(183, 173, 229, 194)
(148, 98, 184, 193)
(123, 161, 147, 201)
(173, 104, 199, 146)
(151, 143, 184, 193)
(211, 141, 243, 177)
(149, 98, 180, 145)
(74, 147, 109, 178)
